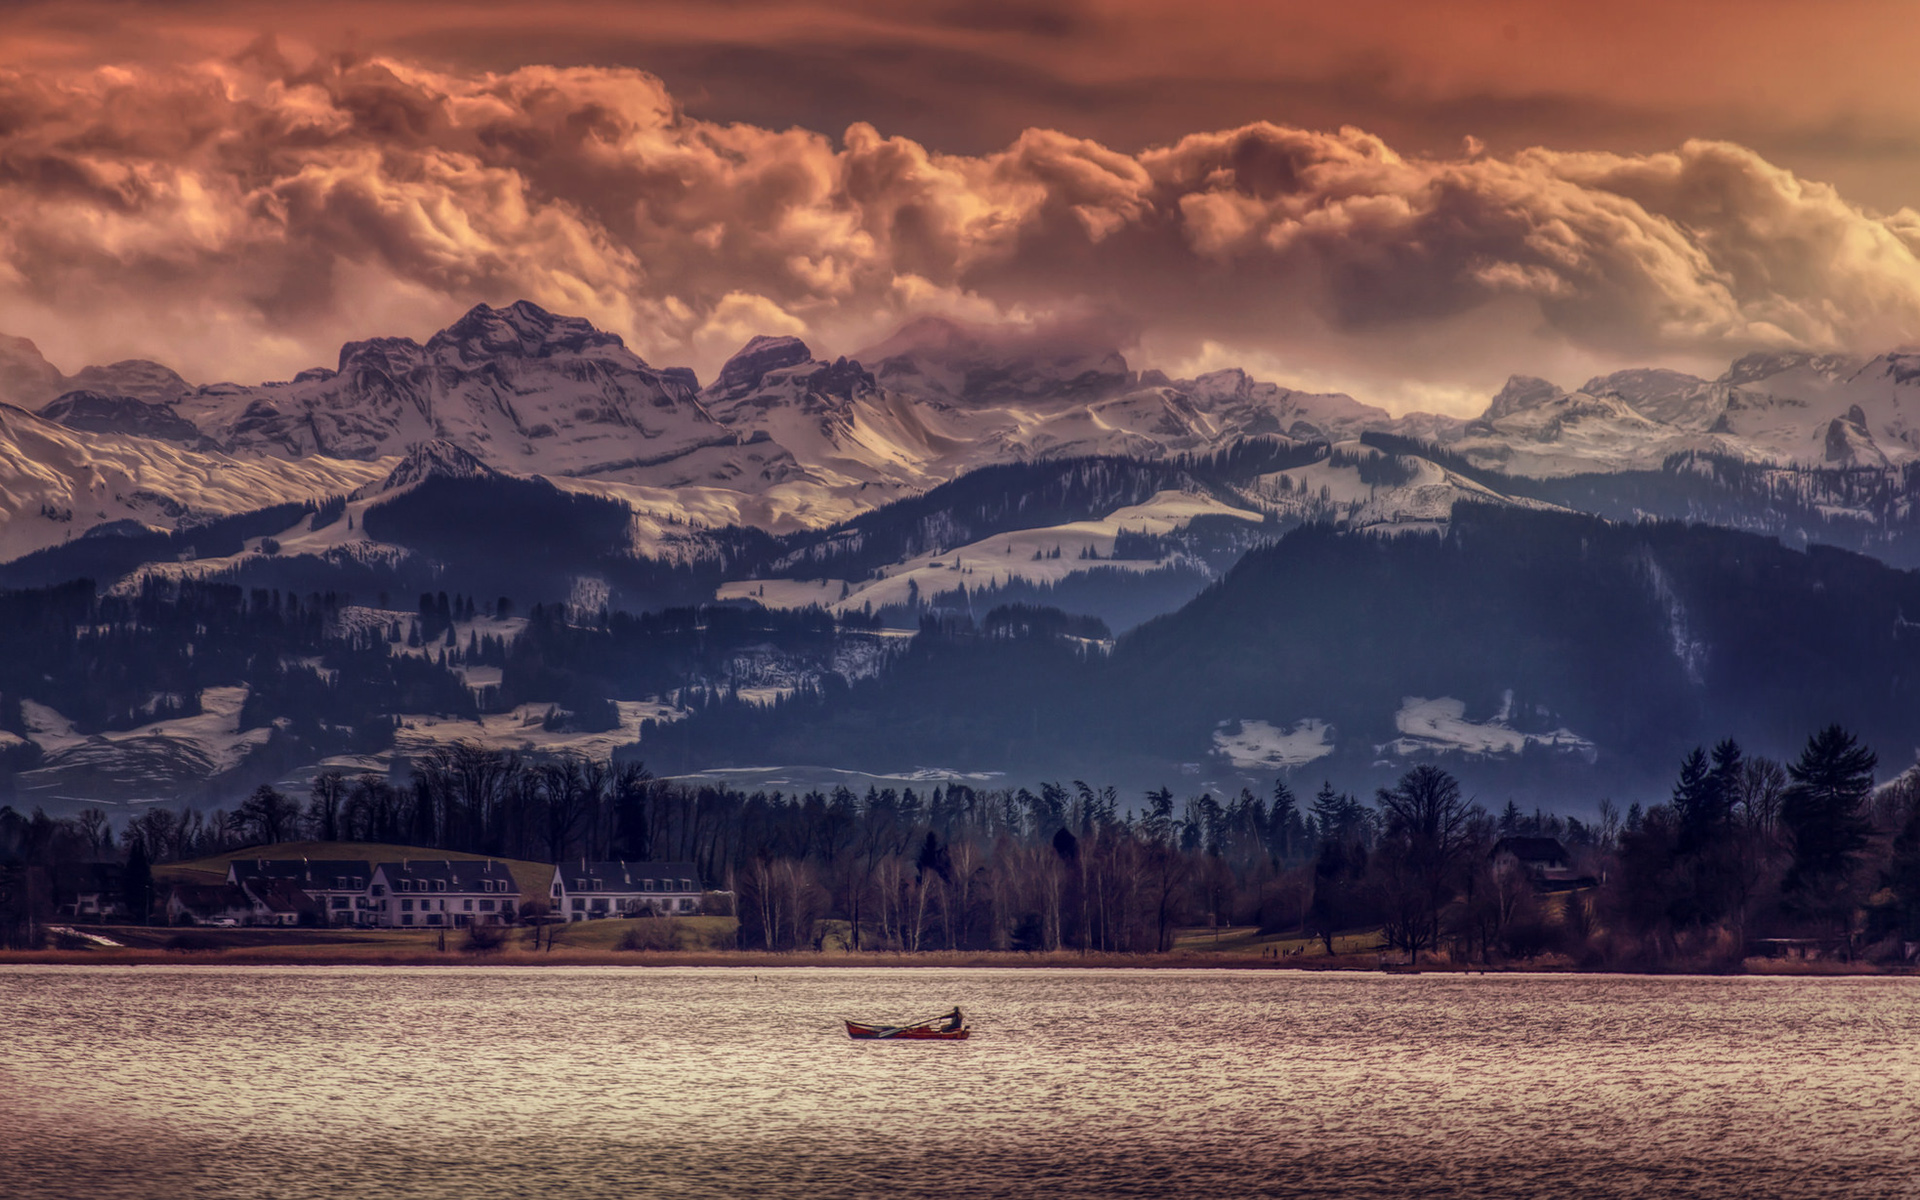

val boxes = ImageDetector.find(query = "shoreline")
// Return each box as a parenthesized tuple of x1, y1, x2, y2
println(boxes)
(0, 946, 1909, 974)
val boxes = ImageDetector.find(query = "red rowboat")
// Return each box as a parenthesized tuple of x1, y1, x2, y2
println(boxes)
(845, 1020, 970, 1040)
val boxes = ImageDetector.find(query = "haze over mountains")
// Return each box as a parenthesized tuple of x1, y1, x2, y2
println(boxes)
(0, 301, 1917, 814)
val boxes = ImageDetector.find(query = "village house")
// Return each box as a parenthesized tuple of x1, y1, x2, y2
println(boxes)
(227, 859, 374, 927)
(1490, 836, 1596, 892)
(164, 883, 253, 926)
(550, 860, 702, 920)
(166, 875, 321, 926)
(53, 863, 126, 922)
(368, 859, 519, 928)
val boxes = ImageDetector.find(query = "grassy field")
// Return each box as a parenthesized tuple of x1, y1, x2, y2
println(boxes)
(158, 841, 560, 908)
(1167, 925, 1388, 959)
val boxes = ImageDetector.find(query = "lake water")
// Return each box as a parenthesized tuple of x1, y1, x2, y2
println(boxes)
(2, 967, 1916, 1198)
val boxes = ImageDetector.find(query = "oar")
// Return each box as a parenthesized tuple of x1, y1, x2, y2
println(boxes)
(874, 1009, 955, 1038)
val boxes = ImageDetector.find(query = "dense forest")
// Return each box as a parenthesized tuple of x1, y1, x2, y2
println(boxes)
(6, 728, 1919, 967)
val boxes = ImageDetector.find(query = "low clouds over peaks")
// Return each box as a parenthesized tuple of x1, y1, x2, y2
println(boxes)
(0, 55, 1917, 413)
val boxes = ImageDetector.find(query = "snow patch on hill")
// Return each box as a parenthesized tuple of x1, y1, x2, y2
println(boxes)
(1212, 718, 1336, 770)
(1380, 696, 1597, 761)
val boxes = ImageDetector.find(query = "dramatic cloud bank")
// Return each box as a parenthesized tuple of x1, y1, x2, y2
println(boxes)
(2, 54, 1918, 409)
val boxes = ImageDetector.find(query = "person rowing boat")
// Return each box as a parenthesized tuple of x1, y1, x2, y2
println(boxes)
(843, 1008, 970, 1040)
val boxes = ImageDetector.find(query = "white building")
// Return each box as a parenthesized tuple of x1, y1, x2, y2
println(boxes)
(368, 859, 520, 928)
(550, 860, 702, 921)
(227, 859, 374, 927)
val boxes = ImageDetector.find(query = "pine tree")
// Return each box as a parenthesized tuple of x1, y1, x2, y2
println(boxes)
(122, 837, 152, 924)
(1782, 725, 1877, 929)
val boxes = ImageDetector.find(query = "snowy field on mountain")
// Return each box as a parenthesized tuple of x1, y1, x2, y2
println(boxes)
(1381, 696, 1599, 762)
(1210, 718, 1337, 771)
(1248, 447, 1563, 530)
(11, 688, 275, 809)
(715, 490, 1264, 615)
(0, 404, 390, 560)
(391, 700, 681, 762)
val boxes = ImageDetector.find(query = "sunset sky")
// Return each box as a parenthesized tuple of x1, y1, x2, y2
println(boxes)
(2, 0, 1917, 412)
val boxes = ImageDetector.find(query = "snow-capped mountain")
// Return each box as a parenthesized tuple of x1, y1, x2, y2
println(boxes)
(1438, 350, 1920, 476)
(165, 301, 728, 478)
(7, 300, 1920, 575)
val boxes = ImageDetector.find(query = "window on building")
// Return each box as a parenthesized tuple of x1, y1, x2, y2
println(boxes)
(552, 883, 562, 897)
(427, 914, 442, 925)
(402, 915, 414, 926)
(590, 898, 608, 912)
(331, 897, 349, 909)
(571, 898, 586, 911)
(401, 899, 414, 912)
(463, 900, 474, 911)
(681, 879, 693, 891)
(479, 900, 495, 912)
(679, 899, 696, 913)
(434, 880, 447, 892)
(372, 885, 386, 897)
(643, 880, 655, 892)
(591, 878, 603, 890)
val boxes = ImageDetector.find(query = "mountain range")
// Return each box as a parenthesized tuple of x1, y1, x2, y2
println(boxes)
(1, 301, 1917, 814)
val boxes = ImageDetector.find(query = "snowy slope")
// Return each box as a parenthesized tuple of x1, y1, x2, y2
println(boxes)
(0, 403, 391, 561)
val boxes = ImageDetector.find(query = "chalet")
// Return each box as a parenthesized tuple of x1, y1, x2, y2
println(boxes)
(550, 860, 702, 920)
(227, 859, 374, 927)
(368, 859, 518, 928)
(1490, 836, 1595, 892)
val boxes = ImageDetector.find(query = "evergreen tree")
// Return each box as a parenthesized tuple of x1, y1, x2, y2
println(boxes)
(1781, 725, 1877, 927)
(122, 837, 152, 924)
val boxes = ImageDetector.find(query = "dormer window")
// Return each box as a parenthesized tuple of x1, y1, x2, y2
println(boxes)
(575, 879, 587, 890)
(434, 880, 446, 892)
(643, 880, 655, 892)
(591, 878, 603, 890)
(399, 880, 413, 892)
(681, 879, 693, 891)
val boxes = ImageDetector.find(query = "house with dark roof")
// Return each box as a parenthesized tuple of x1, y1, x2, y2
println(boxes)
(227, 859, 374, 926)
(550, 861, 702, 921)
(239, 876, 323, 926)
(53, 863, 126, 921)
(368, 859, 519, 928)
(165, 883, 253, 926)
(1490, 836, 1594, 892)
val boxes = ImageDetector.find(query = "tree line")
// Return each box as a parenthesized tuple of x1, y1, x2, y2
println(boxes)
(5, 722, 1918, 963)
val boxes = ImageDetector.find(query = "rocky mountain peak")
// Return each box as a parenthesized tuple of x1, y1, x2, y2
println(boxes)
(38, 391, 203, 444)
(1484, 375, 1566, 421)
(706, 336, 815, 403)
(0, 334, 67, 408)
(429, 300, 628, 362)
(65, 360, 191, 403)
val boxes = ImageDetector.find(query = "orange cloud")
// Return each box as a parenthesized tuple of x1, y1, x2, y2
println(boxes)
(0, 52, 1916, 411)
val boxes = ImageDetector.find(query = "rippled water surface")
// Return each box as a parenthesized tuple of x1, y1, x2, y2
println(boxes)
(3, 967, 1918, 1198)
